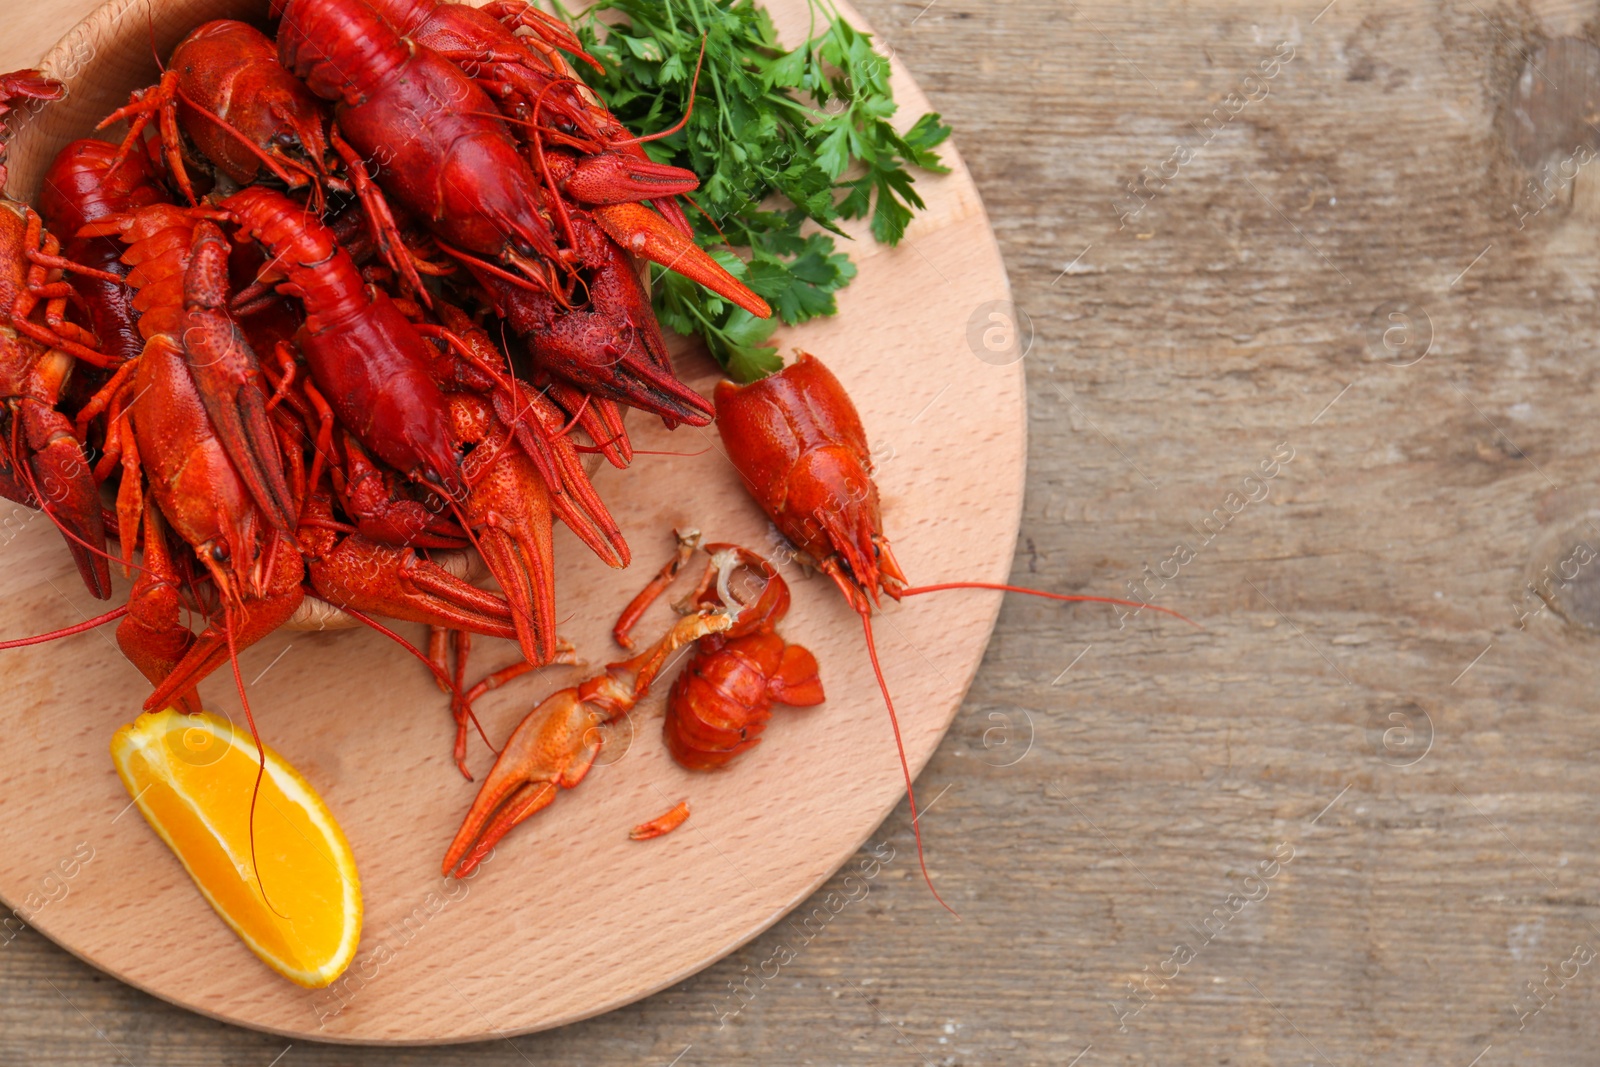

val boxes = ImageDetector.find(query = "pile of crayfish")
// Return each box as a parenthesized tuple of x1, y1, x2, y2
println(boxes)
(0, 1, 1190, 913)
(0, 0, 771, 759)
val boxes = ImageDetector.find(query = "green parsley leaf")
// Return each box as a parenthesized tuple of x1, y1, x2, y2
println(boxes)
(563, 0, 949, 380)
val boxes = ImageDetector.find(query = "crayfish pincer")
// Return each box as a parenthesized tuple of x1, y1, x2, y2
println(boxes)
(442, 607, 734, 878)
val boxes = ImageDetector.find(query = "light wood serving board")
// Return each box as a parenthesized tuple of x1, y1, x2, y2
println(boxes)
(0, 0, 1023, 1043)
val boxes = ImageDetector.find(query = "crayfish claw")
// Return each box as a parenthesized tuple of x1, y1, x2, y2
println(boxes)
(441, 687, 587, 877)
(443, 609, 731, 876)
(561, 152, 699, 206)
(178, 221, 297, 532)
(514, 388, 630, 568)
(460, 444, 560, 666)
(17, 400, 112, 599)
(591, 202, 771, 320)
(472, 211, 717, 427)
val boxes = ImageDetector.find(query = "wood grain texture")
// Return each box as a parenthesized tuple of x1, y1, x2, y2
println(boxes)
(0, 0, 1024, 1047)
(5, 0, 1600, 1062)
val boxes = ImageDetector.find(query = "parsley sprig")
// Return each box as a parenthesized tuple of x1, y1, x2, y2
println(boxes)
(561, 0, 951, 381)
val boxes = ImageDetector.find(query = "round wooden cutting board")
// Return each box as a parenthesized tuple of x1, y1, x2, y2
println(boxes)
(0, 0, 1024, 1043)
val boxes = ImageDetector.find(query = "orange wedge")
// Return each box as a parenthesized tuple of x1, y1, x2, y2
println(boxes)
(111, 709, 362, 988)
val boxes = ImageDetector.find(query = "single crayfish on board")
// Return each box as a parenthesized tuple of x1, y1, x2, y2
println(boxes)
(714, 352, 1198, 912)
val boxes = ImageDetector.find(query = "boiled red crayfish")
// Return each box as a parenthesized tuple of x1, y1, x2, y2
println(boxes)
(28, 186, 524, 722)
(0, 77, 136, 601)
(361, 0, 695, 232)
(273, 0, 768, 426)
(104, 19, 432, 300)
(38, 139, 169, 370)
(105, 19, 334, 202)
(716, 353, 1196, 913)
(82, 210, 305, 712)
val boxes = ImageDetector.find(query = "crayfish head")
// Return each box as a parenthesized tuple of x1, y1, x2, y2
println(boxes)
(779, 445, 904, 611)
(714, 353, 906, 613)
(193, 505, 272, 605)
(271, 94, 333, 179)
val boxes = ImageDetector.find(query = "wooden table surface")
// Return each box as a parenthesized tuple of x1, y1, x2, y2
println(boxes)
(6, 0, 1600, 1063)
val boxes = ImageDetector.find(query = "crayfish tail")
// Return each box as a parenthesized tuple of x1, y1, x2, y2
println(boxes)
(768, 643, 825, 707)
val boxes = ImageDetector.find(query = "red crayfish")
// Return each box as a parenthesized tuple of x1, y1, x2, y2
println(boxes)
(716, 353, 1196, 913)
(0, 76, 142, 604)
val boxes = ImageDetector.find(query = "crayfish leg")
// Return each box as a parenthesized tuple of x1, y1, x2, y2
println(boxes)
(630, 800, 690, 841)
(612, 527, 701, 649)
(141, 539, 304, 712)
(117, 501, 202, 715)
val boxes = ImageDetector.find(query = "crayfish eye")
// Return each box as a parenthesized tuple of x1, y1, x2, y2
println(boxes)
(211, 544, 230, 563)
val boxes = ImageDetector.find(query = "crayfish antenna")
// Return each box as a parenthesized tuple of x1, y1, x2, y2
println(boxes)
(0, 605, 129, 649)
(899, 582, 1201, 629)
(851, 580, 1189, 919)
(347, 609, 497, 778)
(854, 580, 1194, 916)
(342, 606, 476, 707)
(856, 606, 960, 920)
(611, 36, 706, 148)
(222, 603, 287, 921)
